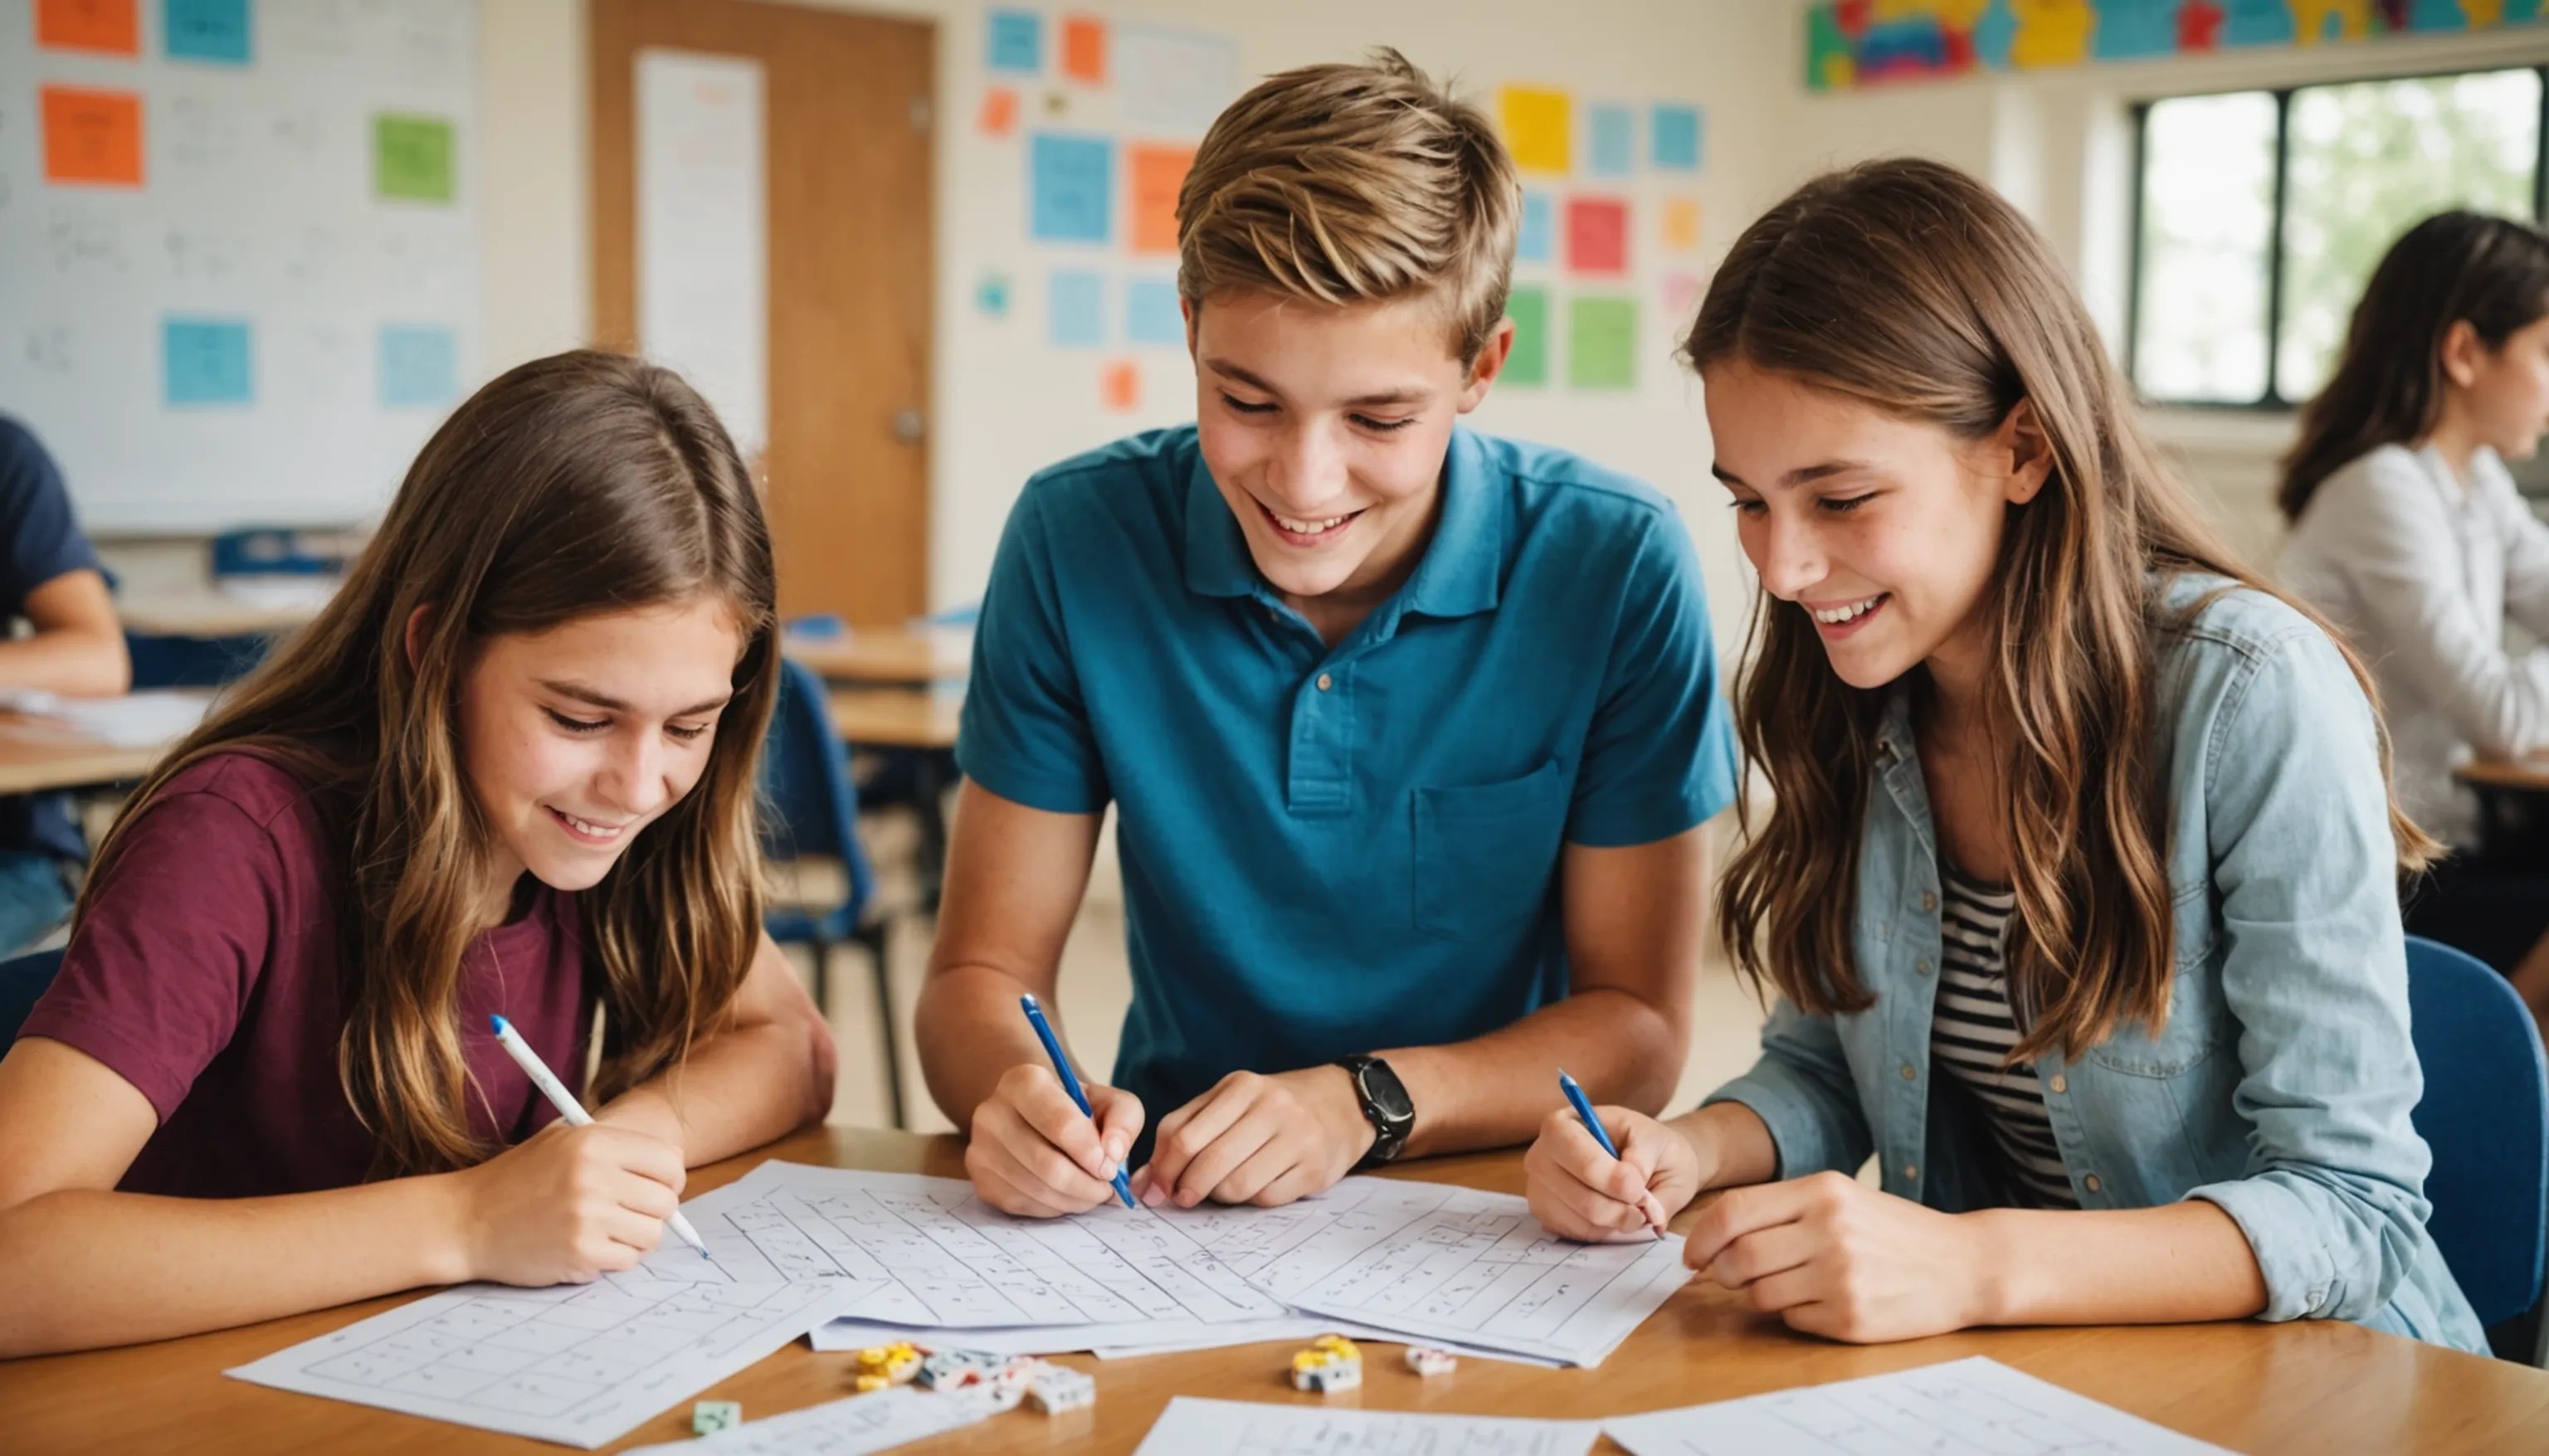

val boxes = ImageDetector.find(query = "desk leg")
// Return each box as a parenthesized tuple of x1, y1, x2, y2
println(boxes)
(914, 749, 958, 914)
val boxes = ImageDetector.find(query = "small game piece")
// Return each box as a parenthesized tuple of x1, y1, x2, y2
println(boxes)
(1289, 1334, 1364, 1394)
(1404, 1346, 1458, 1377)
(915, 1348, 1001, 1390)
(852, 1341, 924, 1390)
(691, 1399, 742, 1434)
(1025, 1364, 1096, 1414)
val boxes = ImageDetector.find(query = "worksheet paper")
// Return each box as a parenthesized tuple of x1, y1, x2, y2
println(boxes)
(1602, 1357, 2235, 1456)
(1133, 1398, 1602, 1456)
(638, 1162, 1285, 1327)
(226, 1276, 863, 1449)
(621, 1385, 1006, 1455)
(805, 1313, 1567, 1368)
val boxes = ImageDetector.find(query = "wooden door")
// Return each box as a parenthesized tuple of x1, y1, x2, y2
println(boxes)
(591, 0, 933, 626)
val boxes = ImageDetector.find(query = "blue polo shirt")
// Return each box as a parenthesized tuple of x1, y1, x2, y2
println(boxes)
(958, 425, 1737, 1122)
(0, 418, 105, 864)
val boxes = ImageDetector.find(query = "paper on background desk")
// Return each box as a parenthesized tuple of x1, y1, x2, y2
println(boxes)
(0, 689, 210, 747)
(226, 1275, 863, 1449)
(620, 1385, 1008, 1455)
(1603, 1356, 2235, 1456)
(1133, 1397, 1603, 1455)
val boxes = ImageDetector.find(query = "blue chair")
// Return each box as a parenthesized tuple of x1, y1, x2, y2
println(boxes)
(0, 947, 65, 1048)
(2407, 934, 2549, 1366)
(124, 630, 269, 690)
(761, 658, 902, 1127)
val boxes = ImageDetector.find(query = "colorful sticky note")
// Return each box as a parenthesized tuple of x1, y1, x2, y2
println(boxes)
(1127, 278, 1184, 345)
(1101, 359, 1141, 411)
(41, 87, 144, 187)
(1517, 192, 1554, 265)
(374, 114, 456, 202)
(1504, 286, 1548, 387)
(1662, 270, 1705, 328)
(1127, 143, 1192, 256)
(1049, 270, 1105, 346)
(1587, 105, 1634, 177)
(165, 0, 251, 63)
(1060, 15, 1107, 85)
(1499, 85, 1572, 175)
(979, 87, 1019, 139)
(1568, 297, 1635, 391)
(1567, 197, 1629, 275)
(37, 0, 138, 56)
(987, 10, 1041, 73)
(977, 271, 1012, 318)
(1030, 133, 1113, 243)
(1651, 104, 1702, 171)
(378, 325, 457, 408)
(164, 317, 253, 406)
(1662, 197, 1701, 253)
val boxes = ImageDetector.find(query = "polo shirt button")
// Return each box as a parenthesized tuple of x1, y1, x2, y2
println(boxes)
(2049, 1074, 2067, 1094)
(1903, 1164, 1918, 1180)
(1920, 891, 1937, 912)
(1899, 1063, 1917, 1081)
(1316, 673, 1332, 691)
(2084, 1173, 2101, 1194)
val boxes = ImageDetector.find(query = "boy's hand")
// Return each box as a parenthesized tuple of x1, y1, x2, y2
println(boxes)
(966, 1063, 1143, 1217)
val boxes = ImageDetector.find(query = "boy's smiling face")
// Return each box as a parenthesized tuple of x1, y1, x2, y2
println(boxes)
(1189, 291, 1509, 617)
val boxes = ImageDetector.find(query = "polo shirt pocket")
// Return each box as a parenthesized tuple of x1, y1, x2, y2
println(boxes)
(1411, 760, 1569, 941)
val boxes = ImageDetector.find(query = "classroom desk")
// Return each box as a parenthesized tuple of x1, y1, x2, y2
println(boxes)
(2454, 756, 2549, 862)
(7, 1127, 2545, 1454)
(783, 626, 972, 686)
(827, 687, 962, 751)
(0, 711, 190, 794)
(115, 591, 325, 639)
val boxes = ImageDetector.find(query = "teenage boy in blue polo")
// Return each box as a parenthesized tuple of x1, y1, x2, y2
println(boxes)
(914, 51, 1738, 1214)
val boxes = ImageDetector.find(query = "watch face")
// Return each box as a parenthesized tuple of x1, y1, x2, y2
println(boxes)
(1359, 1059, 1414, 1122)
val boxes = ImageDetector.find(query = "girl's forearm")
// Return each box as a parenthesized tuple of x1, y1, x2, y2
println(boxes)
(1967, 1200, 2268, 1327)
(1675, 1101, 1782, 1190)
(0, 1176, 470, 1359)
(603, 1020, 827, 1167)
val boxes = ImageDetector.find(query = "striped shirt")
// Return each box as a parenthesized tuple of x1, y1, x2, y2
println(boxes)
(1930, 869, 2079, 1209)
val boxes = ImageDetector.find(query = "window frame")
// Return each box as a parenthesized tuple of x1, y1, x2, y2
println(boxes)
(2124, 62, 2549, 412)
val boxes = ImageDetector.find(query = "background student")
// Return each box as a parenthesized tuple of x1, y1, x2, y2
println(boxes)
(0, 417, 129, 954)
(0, 352, 834, 1359)
(916, 51, 1736, 1219)
(1527, 159, 2485, 1355)
(2276, 211, 2549, 1005)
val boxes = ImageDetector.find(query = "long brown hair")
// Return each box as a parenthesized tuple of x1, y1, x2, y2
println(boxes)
(2282, 209, 2549, 520)
(79, 349, 779, 1174)
(1691, 159, 2431, 1062)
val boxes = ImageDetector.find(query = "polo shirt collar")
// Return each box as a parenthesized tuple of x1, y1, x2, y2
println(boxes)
(1178, 426, 1506, 619)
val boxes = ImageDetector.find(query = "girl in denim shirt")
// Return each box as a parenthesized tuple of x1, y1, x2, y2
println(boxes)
(1526, 159, 2488, 1354)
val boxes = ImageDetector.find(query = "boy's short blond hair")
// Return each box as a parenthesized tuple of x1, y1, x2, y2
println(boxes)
(1176, 49, 1520, 364)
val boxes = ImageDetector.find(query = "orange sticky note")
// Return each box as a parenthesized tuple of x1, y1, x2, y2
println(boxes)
(1128, 144, 1193, 256)
(1061, 15, 1106, 85)
(1662, 197, 1702, 253)
(979, 86, 1019, 139)
(37, 0, 138, 56)
(42, 86, 144, 187)
(1102, 359, 1140, 412)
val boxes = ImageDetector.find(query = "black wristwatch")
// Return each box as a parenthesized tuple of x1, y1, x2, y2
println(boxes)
(1335, 1054, 1414, 1170)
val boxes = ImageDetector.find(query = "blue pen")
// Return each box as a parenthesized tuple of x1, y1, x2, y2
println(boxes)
(1021, 994, 1137, 1209)
(1559, 1069, 1665, 1237)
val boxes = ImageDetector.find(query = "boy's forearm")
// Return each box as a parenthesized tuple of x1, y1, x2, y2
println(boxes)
(915, 962, 1070, 1130)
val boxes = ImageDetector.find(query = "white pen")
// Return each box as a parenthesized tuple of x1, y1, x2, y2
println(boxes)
(490, 1013, 711, 1259)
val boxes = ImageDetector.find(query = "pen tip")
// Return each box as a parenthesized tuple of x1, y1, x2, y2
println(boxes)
(490, 1015, 507, 1034)
(1020, 993, 1040, 1013)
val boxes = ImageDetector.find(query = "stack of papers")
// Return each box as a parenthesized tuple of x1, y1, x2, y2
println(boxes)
(0, 689, 211, 747)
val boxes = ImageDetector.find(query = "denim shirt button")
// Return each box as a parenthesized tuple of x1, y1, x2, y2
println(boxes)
(1899, 1064, 1918, 1081)
(2083, 1173, 2102, 1194)
(1915, 957, 1932, 975)
(2049, 1074, 2068, 1094)
(1918, 891, 1937, 913)
(1903, 1164, 1918, 1180)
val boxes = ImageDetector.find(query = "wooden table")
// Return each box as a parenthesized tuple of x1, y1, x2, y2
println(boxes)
(0, 709, 197, 794)
(827, 687, 961, 751)
(7, 1127, 2545, 1454)
(117, 591, 326, 638)
(784, 626, 972, 686)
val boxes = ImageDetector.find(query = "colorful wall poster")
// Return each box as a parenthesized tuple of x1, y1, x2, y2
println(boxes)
(1049, 269, 1105, 346)
(1567, 197, 1629, 275)
(1567, 296, 1636, 390)
(165, 0, 252, 64)
(1505, 286, 1550, 387)
(987, 9, 1042, 73)
(37, 0, 139, 56)
(1126, 143, 1192, 256)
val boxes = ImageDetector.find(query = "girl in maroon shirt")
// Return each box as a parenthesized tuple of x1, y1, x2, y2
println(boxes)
(0, 351, 837, 1356)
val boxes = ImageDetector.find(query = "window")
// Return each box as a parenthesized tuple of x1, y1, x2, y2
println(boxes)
(2128, 67, 2547, 409)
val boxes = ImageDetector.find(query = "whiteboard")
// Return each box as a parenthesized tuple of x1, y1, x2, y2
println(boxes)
(0, 0, 480, 533)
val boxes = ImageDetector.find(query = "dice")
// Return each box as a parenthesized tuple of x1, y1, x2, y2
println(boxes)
(1289, 1334, 1364, 1394)
(1024, 1364, 1096, 1414)
(690, 1399, 741, 1434)
(1404, 1346, 1458, 1377)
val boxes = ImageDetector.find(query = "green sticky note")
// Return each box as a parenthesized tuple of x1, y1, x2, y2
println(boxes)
(1568, 295, 1635, 390)
(1504, 286, 1548, 387)
(374, 113, 455, 202)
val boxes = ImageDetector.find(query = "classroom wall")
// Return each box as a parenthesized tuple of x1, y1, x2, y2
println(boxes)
(474, 0, 1794, 651)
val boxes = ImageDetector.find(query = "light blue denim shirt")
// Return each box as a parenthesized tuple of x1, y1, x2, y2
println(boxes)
(1705, 577, 2488, 1353)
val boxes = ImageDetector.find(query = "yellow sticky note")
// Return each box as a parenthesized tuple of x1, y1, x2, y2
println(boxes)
(1499, 85, 1572, 176)
(2008, 0, 2094, 69)
(1662, 197, 1701, 254)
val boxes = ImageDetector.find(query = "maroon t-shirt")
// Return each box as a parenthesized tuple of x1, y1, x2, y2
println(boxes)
(18, 751, 597, 1197)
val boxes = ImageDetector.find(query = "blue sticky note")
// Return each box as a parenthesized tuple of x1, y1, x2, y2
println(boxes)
(1651, 105, 1701, 171)
(987, 10, 1042, 73)
(1126, 278, 1184, 347)
(164, 318, 253, 407)
(1588, 105, 1634, 177)
(1518, 192, 1554, 265)
(379, 324, 458, 408)
(1050, 270, 1104, 347)
(1030, 134, 1113, 244)
(166, 0, 251, 64)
